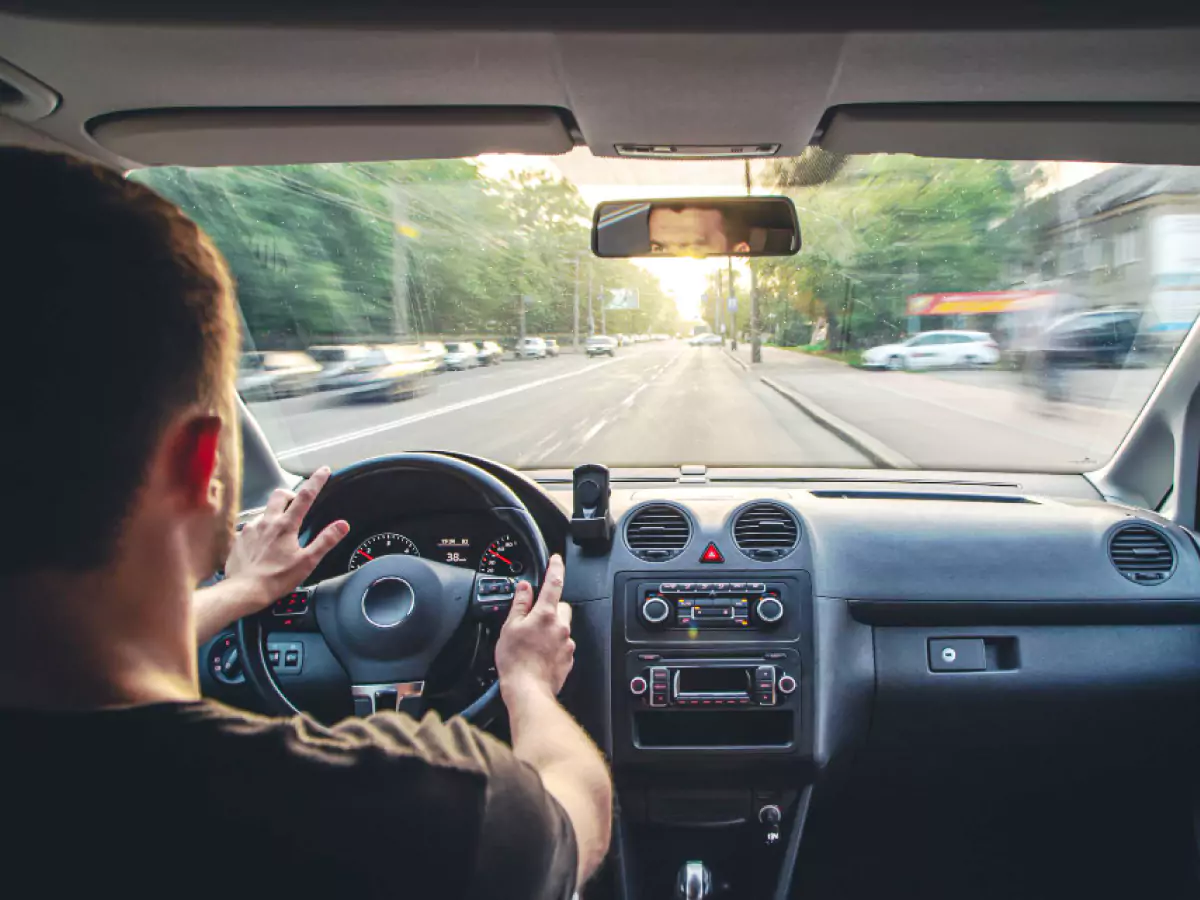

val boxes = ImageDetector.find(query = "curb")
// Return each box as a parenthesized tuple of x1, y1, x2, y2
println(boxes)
(760, 376, 916, 469)
(724, 350, 750, 372)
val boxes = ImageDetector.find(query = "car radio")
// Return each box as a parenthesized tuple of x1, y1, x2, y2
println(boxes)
(628, 661, 798, 708)
(639, 582, 786, 630)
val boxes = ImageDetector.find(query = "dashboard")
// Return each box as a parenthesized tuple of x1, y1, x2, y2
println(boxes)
(200, 460, 1200, 900)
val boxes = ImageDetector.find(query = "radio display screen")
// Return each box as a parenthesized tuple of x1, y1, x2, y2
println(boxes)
(676, 667, 750, 696)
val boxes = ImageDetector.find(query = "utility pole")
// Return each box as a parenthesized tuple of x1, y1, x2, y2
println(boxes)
(572, 253, 581, 353)
(747, 160, 762, 363)
(713, 269, 722, 335)
(727, 254, 737, 350)
(599, 283, 606, 335)
(587, 261, 595, 336)
(391, 186, 411, 340)
(518, 295, 527, 347)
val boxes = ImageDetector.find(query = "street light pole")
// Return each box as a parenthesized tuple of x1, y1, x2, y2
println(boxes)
(747, 160, 761, 363)
(727, 254, 737, 350)
(573, 253, 581, 353)
(391, 186, 411, 340)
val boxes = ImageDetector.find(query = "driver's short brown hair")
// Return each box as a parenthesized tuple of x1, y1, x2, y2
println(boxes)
(0, 147, 239, 577)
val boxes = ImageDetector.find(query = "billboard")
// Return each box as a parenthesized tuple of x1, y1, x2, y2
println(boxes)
(606, 288, 640, 310)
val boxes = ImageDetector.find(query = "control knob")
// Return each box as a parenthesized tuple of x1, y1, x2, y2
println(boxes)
(758, 804, 782, 827)
(629, 676, 648, 696)
(641, 595, 671, 624)
(778, 674, 797, 695)
(755, 595, 784, 624)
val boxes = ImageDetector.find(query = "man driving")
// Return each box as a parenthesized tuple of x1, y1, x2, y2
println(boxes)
(0, 147, 611, 899)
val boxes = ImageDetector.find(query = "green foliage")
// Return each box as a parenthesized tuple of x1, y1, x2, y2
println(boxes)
(756, 154, 1040, 347)
(133, 161, 681, 348)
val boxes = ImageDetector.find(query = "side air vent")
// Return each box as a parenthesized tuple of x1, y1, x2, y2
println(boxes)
(624, 504, 691, 562)
(1109, 524, 1176, 585)
(733, 502, 801, 561)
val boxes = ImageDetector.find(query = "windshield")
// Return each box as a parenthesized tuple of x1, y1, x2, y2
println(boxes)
(132, 150, 1200, 473)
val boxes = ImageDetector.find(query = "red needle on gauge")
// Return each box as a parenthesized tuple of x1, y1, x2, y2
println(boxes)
(357, 550, 374, 561)
(489, 549, 513, 565)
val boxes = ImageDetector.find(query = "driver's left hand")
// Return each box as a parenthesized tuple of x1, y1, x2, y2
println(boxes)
(224, 466, 350, 612)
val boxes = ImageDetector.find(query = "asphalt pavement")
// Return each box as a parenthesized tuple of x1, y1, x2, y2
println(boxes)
(248, 343, 871, 472)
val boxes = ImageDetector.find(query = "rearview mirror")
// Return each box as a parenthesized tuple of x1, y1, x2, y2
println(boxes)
(592, 197, 800, 258)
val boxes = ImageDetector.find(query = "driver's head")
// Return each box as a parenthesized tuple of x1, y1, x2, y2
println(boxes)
(0, 148, 241, 587)
(648, 205, 752, 255)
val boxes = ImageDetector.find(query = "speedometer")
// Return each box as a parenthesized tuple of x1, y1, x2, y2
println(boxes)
(348, 533, 420, 571)
(478, 535, 527, 576)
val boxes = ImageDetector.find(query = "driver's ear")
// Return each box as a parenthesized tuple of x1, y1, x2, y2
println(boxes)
(158, 412, 224, 514)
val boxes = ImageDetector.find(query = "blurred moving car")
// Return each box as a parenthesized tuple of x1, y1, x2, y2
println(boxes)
(325, 343, 436, 401)
(476, 340, 504, 366)
(586, 335, 618, 357)
(420, 341, 448, 371)
(236, 351, 322, 401)
(862, 330, 1000, 370)
(687, 333, 723, 346)
(517, 336, 548, 359)
(545, 339, 560, 357)
(443, 341, 480, 371)
(1041, 308, 1143, 368)
(308, 344, 374, 391)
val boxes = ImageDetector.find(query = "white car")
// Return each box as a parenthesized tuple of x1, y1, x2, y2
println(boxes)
(516, 336, 548, 359)
(443, 341, 480, 371)
(688, 333, 723, 346)
(862, 330, 1000, 370)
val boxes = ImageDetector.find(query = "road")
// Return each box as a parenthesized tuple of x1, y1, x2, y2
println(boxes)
(249, 343, 872, 473)
(248, 341, 1164, 474)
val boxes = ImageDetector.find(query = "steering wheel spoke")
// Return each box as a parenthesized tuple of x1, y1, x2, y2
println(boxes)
(351, 680, 426, 717)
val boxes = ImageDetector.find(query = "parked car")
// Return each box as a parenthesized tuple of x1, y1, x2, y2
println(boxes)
(616, 334, 631, 346)
(586, 335, 618, 357)
(236, 351, 322, 401)
(325, 343, 436, 401)
(545, 338, 560, 357)
(687, 333, 723, 346)
(307, 344, 374, 391)
(420, 341, 448, 371)
(443, 341, 480, 371)
(861, 330, 1000, 370)
(476, 340, 504, 366)
(517, 336, 548, 359)
(1040, 308, 1144, 368)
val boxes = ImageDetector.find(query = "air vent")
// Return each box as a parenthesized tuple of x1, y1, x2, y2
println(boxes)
(625, 504, 691, 562)
(1109, 524, 1176, 585)
(733, 503, 800, 561)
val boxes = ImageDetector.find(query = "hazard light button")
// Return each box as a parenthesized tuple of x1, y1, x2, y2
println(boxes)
(700, 542, 725, 564)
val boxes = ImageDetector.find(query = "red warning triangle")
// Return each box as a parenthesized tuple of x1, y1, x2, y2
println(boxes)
(700, 542, 725, 564)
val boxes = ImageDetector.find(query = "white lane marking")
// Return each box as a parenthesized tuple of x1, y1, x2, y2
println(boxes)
(582, 418, 609, 443)
(276, 356, 622, 460)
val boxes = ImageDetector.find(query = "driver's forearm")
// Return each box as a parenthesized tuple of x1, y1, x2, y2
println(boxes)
(506, 683, 612, 885)
(192, 579, 268, 645)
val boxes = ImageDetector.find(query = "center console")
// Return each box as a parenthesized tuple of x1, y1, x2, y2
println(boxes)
(611, 571, 814, 898)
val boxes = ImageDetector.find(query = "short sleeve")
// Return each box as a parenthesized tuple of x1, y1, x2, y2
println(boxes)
(460, 729, 579, 900)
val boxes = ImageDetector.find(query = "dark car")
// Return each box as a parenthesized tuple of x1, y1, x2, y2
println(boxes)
(1042, 308, 1143, 368)
(476, 340, 505, 366)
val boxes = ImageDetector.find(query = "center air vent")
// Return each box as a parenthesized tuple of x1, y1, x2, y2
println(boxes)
(625, 504, 691, 562)
(1109, 524, 1176, 585)
(733, 503, 800, 561)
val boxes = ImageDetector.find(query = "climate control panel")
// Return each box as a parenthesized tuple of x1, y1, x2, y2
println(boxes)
(640, 582, 787, 631)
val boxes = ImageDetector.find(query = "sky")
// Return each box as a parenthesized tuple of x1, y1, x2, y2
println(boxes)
(479, 148, 766, 320)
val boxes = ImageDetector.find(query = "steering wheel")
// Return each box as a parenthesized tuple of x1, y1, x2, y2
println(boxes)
(240, 453, 549, 721)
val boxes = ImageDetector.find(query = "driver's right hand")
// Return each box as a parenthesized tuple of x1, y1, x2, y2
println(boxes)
(495, 554, 575, 702)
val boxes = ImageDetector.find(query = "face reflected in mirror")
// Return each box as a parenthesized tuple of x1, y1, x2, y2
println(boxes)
(647, 206, 751, 256)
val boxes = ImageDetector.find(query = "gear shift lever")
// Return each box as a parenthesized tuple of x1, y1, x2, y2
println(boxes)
(676, 861, 712, 900)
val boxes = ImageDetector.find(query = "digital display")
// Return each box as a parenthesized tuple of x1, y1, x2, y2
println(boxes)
(676, 667, 750, 696)
(437, 536, 472, 566)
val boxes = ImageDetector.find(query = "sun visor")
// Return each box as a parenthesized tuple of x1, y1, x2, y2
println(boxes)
(819, 104, 1200, 166)
(87, 107, 574, 167)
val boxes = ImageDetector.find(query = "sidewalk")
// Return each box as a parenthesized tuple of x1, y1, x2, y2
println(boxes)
(726, 344, 1142, 471)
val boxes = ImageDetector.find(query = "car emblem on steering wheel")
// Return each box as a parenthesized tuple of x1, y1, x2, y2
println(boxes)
(360, 576, 416, 628)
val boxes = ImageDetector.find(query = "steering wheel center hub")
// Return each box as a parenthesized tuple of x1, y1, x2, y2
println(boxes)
(361, 576, 416, 628)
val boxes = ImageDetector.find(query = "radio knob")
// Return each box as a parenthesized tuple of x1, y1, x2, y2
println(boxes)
(759, 804, 782, 827)
(778, 674, 797, 695)
(756, 596, 784, 624)
(642, 596, 671, 624)
(629, 676, 648, 696)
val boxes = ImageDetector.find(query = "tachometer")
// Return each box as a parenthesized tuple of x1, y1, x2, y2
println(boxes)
(348, 532, 420, 571)
(478, 535, 527, 576)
